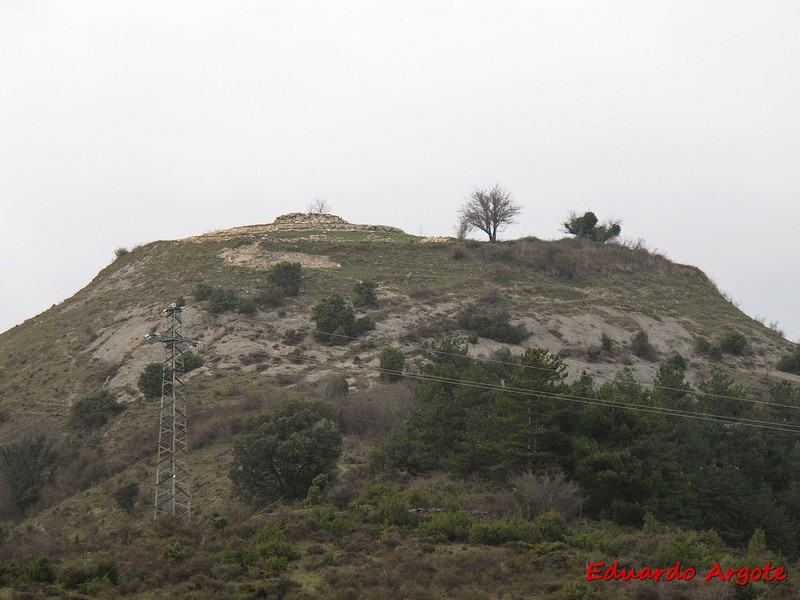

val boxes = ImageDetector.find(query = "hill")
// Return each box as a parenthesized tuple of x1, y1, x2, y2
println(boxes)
(0, 213, 798, 599)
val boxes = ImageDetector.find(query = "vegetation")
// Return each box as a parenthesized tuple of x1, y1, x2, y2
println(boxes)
(311, 295, 357, 345)
(267, 262, 302, 297)
(0, 221, 795, 598)
(458, 183, 522, 242)
(456, 305, 528, 344)
(113, 480, 140, 514)
(695, 330, 749, 359)
(137, 362, 162, 398)
(719, 330, 748, 355)
(324, 375, 349, 398)
(376, 340, 800, 559)
(352, 280, 378, 307)
(379, 347, 405, 382)
(0, 435, 57, 515)
(181, 350, 203, 372)
(563, 211, 621, 243)
(629, 330, 656, 360)
(229, 398, 343, 506)
(70, 389, 124, 429)
(777, 346, 800, 375)
(306, 198, 330, 214)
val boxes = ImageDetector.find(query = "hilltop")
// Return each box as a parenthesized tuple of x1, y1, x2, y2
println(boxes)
(0, 213, 798, 599)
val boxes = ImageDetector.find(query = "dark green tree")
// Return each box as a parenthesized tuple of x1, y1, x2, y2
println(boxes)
(114, 480, 140, 514)
(267, 262, 302, 296)
(0, 435, 58, 515)
(311, 295, 357, 345)
(353, 280, 379, 308)
(70, 389, 124, 429)
(138, 363, 163, 399)
(777, 347, 800, 375)
(229, 399, 342, 506)
(181, 351, 203, 373)
(379, 347, 405, 382)
(697, 366, 747, 416)
(652, 363, 692, 408)
(563, 211, 621, 243)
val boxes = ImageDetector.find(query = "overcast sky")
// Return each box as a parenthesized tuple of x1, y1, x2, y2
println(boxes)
(1, 1, 798, 341)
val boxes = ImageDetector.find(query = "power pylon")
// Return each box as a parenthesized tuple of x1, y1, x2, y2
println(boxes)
(145, 303, 200, 520)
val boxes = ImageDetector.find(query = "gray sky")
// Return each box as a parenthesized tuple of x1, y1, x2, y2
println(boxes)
(2, 1, 798, 341)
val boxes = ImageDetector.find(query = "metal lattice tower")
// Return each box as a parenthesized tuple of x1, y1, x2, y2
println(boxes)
(145, 303, 200, 520)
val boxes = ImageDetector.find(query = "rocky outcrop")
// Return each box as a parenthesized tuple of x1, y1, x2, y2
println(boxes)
(191, 213, 405, 241)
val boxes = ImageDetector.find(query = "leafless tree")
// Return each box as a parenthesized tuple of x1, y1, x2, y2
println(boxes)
(454, 215, 470, 241)
(511, 470, 584, 520)
(307, 198, 330, 215)
(459, 183, 522, 242)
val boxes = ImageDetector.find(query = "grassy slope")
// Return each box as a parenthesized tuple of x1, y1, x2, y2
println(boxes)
(0, 228, 797, 598)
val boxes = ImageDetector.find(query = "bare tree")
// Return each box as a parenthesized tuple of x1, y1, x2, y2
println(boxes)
(459, 184, 522, 243)
(454, 215, 470, 241)
(511, 470, 584, 520)
(307, 198, 330, 215)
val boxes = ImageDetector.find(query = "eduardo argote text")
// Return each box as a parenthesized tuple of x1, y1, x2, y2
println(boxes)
(586, 561, 787, 586)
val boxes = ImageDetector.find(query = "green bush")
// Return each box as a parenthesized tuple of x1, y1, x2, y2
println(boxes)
(302, 473, 330, 507)
(695, 336, 711, 354)
(193, 282, 214, 301)
(665, 353, 687, 371)
(208, 512, 231, 532)
(138, 363, 162, 398)
(468, 517, 541, 545)
(256, 283, 285, 308)
(166, 540, 186, 564)
(282, 328, 303, 345)
(219, 545, 258, 568)
(355, 316, 376, 334)
(71, 389, 124, 429)
(457, 306, 528, 344)
(0, 435, 57, 514)
(114, 480, 140, 514)
(719, 331, 747, 355)
(94, 559, 119, 585)
(533, 510, 568, 541)
(26, 557, 56, 584)
(563, 211, 621, 243)
(312, 295, 357, 345)
(353, 280, 379, 307)
(630, 330, 656, 361)
(208, 287, 240, 313)
(61, 566, 93, 589)
(229, 399, 342, 505)
(377, 494, 417, 527)
(268, 262, 302, 297)
(324, 375, 349, 398)
(600, 333, 613, 353)
(418, 510, 472, 542)
(379, 347, 405, 382)
(777, 347, 800, 375)
(182, 351, 203, 373)
(238, 297, 257, 316)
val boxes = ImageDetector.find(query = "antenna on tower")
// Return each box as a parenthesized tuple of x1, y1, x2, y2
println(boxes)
(145, 302, 202, 521)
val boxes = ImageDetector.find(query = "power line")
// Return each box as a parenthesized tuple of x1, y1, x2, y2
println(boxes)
(279, 350, 800, 434)
(229, 314, 800, 412)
